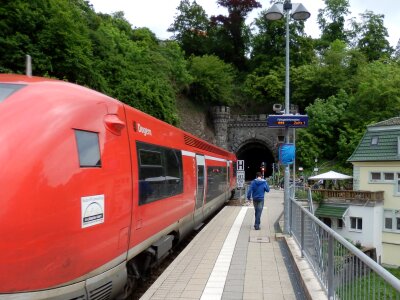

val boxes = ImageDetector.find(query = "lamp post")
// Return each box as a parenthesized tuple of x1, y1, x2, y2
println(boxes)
(314, 157, 318, 175)
(266, 0, 310, 234)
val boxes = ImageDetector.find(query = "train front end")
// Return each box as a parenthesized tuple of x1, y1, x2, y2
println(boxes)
(0, 75, 132, 299)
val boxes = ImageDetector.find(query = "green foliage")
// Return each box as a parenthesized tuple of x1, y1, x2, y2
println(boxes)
(168, 0, 210, 57)
(351, 11, 393, 61)
(209, 0, 261, 70)
(295, 189, 308, 200)
(296, 89, 359, 170)
(187, 55, 236, 105)
(337, 268, 400, 299)
(311, 192, 324, 203)
(336, 125, 365, 166)
(243, 68, 284, 106)
(296, 129, 323, 170)
(1, 0, 400, 173)
(292, 40, 365, 109)
(251, 10, 315, 71)
(316, 0, 350, 48)
(0, 0, 194, 125)
(347, 60, 400, 128)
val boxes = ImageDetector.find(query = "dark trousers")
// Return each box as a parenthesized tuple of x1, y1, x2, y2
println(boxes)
(253, 199, 264, 228)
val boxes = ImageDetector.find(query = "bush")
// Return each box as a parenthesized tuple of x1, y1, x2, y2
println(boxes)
(187, 55, 236, 106)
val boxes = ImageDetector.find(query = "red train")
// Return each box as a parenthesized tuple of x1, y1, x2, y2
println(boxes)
(0, 74, 237, 299)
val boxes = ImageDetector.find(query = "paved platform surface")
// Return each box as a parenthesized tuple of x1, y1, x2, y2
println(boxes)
(140, 190, 318, 300)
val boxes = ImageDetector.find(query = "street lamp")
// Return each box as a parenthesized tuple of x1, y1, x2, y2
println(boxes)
(314, 157, 318, 175)
(266, 0, 310, 234)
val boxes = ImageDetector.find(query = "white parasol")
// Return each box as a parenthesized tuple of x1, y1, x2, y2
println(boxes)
(308, 170, 352, 180)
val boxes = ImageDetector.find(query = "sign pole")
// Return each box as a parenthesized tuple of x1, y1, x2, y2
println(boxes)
(236, 160, 245, 205)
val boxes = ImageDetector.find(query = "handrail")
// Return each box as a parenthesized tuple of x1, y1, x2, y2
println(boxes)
(312, 189, 384, 201)
(290, 192, 400, 292)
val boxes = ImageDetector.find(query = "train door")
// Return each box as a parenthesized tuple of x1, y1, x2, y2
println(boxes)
(194, 155, 205, 228)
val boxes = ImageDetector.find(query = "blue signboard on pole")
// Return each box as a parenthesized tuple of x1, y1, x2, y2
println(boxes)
(267, 115, 308, 128)
(279, 144, 295, 165)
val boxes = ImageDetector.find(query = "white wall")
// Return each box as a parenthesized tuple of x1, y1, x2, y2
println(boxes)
(333, 204, 382, 259)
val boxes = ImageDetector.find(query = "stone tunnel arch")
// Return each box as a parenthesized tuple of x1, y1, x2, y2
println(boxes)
(235, 139, 276, 180)
(211, 106, 288, 180)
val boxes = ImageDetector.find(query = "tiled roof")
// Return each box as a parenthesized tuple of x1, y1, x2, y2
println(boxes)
(348, 119, 400, 162)
(369, 117, 400, 127)
(315, 205, 348, 218)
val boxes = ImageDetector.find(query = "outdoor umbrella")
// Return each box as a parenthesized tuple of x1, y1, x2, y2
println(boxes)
(308, 170, 352, 180)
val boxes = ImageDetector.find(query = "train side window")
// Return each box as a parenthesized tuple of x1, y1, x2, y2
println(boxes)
(136, 142, 183, 205)
(0, 83, 26, 102)
(75, 130, 101, 167)
(165, 149, 183, 196)
(140, 149, 162, 166)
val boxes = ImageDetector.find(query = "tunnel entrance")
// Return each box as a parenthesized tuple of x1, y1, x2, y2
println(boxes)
(236, 141, 275, 181)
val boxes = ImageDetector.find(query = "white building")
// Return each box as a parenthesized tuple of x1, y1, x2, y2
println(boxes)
(348, 117, 400, 267)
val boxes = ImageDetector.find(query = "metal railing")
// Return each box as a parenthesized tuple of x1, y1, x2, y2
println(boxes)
(289, 188, 400, 299)
(312, 189, 384, 202)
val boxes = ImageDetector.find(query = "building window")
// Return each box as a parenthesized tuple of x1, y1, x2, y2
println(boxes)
(383, 210, 400, 232)
(75, 130, 101, 167)
(371, 136, 379, 145)
(384, 173, 394, 181)
(385, 217, 393, 230)
(370, 172, 398, 185)
(350, 217, 362, 231)
(371, 172, 381, 181)
(321, 218, 332, 228)
(337, 219, 343, 229)
(397, 173, 400, 194)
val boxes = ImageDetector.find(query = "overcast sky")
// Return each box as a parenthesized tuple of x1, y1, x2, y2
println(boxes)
(88, 0, 399, 47)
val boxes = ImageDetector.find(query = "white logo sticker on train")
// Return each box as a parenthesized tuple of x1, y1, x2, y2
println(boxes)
(81, 195, 105, 228)
(137, 123, 152, 136)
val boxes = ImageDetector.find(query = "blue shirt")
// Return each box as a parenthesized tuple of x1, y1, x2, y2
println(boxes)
(247, 178, 270, 201)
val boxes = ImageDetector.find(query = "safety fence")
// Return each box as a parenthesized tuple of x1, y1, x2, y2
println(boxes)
(289, 189, 400, 299)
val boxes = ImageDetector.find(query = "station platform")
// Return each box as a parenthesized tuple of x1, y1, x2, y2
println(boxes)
(140, 190, 325, 300)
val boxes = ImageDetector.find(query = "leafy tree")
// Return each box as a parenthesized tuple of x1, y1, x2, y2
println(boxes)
(291, 40, 367, 110)
(394, 39, 400, 61)
(168, 0, 210, 57)
(347, 60, 400, 127)
(336, 124, 364, 168)
(36, 0, 96, 84)
(245, 7, 315, 111)
(304, 90, 350, 159)
(296, 129, 324, 170)
(157, 41, 192, 92)
(316, 0, 350, 49)
(0, 0, 104, 88)
(187, 55, 236, 105)
(95, 21, 189, 125)
(350, 11, 393, 61)
(209, 0, 261, 70)
(0, 1, 191, 125)
(243, 68, 284, 107)
(250, 10, 314, 71)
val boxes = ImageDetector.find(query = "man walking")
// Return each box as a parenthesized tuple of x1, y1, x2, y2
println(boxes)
(247, 172, 270, 230)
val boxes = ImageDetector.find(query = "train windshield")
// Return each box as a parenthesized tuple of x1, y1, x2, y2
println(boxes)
(0, 83, 26, 103)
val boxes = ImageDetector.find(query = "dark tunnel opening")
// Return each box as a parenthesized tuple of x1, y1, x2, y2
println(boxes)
(236, 141, 275, 181)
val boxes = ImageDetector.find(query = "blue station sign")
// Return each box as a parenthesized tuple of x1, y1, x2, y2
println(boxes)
(267, 114, 309, 128)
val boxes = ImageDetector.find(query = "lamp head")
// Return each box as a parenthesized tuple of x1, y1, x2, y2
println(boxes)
(265, 3, 284, 21)
(291, 3, 311, 20)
